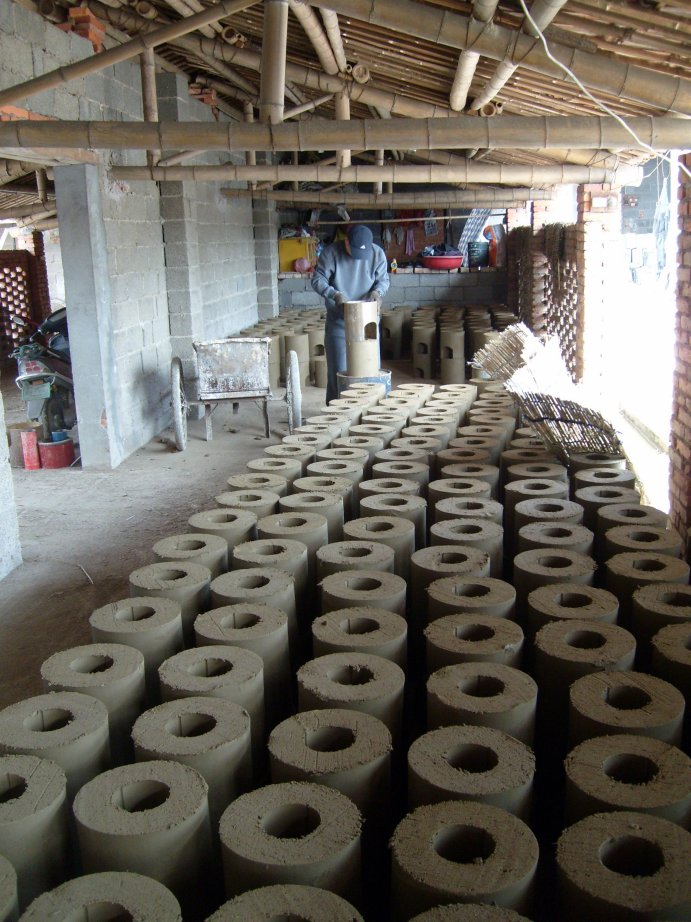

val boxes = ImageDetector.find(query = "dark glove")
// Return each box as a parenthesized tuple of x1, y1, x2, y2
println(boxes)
(367, 289, 382, 306)
(333, 292, 345, 306)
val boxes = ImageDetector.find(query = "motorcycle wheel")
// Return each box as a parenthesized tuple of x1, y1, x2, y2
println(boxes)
(170, 357, 188, 451)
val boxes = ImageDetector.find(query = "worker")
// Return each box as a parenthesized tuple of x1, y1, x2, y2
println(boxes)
(311, 224, 390, 403)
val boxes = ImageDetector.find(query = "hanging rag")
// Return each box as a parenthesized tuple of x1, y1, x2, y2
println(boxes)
(382, 226, 392, 251)
(395, 225, 405, 246)
(405, 227, 415, 256)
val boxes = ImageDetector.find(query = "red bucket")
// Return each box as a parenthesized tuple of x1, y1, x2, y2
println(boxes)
(38, 438, 75, 469)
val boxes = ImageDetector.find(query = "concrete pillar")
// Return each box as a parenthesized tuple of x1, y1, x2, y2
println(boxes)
(0, 391, 21, 579)
(253, 191, 280, 320)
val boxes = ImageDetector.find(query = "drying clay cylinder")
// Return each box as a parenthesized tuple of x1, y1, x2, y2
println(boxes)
(435, 497, 504, 526)
(321, 570, 406, 615)
(219, 782, 362, 901)
(0, 692, 109, 802)
(526, 583, 620, 638)
(89, 597, 184, 702)
(207, 884, 364, 922)
(569, 450, 627, 471)
(427, 663, 537, 744)
(359, 494, 428, 550)
(333, 435, 385, 463)
(498, 450, 556, 479)
(372, 461, 430, 494)
(268, 709, 392, 820)
(430, 519, 503, 577)
(188, 507, 257, 553)
(349, 423, 397, 448)
(574, 485, 641, 530)
(312, 607, 407, 667)
(194, 603, 291, 727)
(317, 541, 395, 578)
(294, 475, 355, 520)
(403, 425, 450, 451)
(436, 448, 493, 473)
(297, 652, 405, 740)
(425, 615, 524, 672)
(517, 522, 594, 557)
(512, 549, 596, 613)
(556, 810, 691, 921)
(264, 443, 315, 472)
(307, 459, 364, 500)
(513, 498, 584, 534)
(505, 462, 568, 485)
(375, 446, 429, 466)
(427, 577, 516, 622)
(216, 489, 281, 521)
(504, 479, 570, 543)
(131, 696, 251, 824)
(277, 494, 343, 545)
(407, 725, 534, 819)
(605, 553, 690, 624)
(409, 908, 530, 922)
(73, 760, 212, 904)
(343, 516, 416, 581)
(390, 801, 538, 920)
(603, 525, 683, 561)
(630, 582, 691, 655)
(158, 646, 265, 768)
(0, 755, 68, 910)
(246, 456, 303, 487)
(228, 471, 289, 498)
(153, 532, 229, 579)
(595, 503, 668, 545)
(651, 622, 691, 700)
(411, 546, 491, 622)
(564, 734, 691, 826)
(232, 537, 308, 608)
(568, 670, 685, 747)
(449, 437, 501, 465)
(129, 561, 212, 644)
(41, 643, 146, 765)
(283, 432, 332, 454)
(393, 436, 444, 468)
(573, 467, 637, 493)
(429, 480, 492, 523)
(0, 855, 15, 922)
(359, 477, 420, 500)
(440, 464, 499, 499)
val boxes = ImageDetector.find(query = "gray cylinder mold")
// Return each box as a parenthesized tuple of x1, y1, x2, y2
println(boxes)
(411, 546, 491, 622)
(227, 471, 289, 498)
(343, 516, 416, 581)
(390, 801, 538, 920)
(312, 607, 407, 666)
(219, 781, 362, 902)
(425, 615, 524, 672)
(259, 511, 331, 573)
(232, 536, 308, 604)
(512, 549, 596, 613)
(526, 583, 620, 639)
(407, 725, 534, 820)
(320, 569, 407, 616)
(513, 498, 584, 535)
(0, 755, 68, 911)
(317, 541, 395, 579)
(0, 692, 110, 802)
(215, 489, 281, 521)
(188, 507, 257, 553)
(517, 522, 594, 558)
(206, 884, 364, 921)
(427, 576, 516, 622)
(574, 485, 641, 530)
(430, 519, 504, 578)
(152, 532, 229, 579)
(18, 871, 182, 922)
(602, 524, 683, 561)
(246, 456, 303, 487)
(604, 553, 690, 624)
(0, 854, 16, 922)
(129, 561, 212, 645)
(435, 497, 504, 526)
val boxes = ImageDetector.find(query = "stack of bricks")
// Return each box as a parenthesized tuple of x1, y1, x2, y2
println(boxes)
(57, 6, 105, 52)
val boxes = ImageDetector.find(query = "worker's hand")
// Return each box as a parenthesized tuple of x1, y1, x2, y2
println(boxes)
(333, 291, 345, 306)
(367, 289, 382, 306)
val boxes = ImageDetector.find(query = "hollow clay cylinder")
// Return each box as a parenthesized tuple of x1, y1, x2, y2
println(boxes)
(318, 447, 370, 471)
(504, 479, 570, 543)
(232, 537, 308, 609)
(188, 507, 257, 553)
(407, 725, 534, 820)
(131, 696, 252, 824)
(321, 569, 407, 616)
(574, 485, 641, 530)
(73, 760, 212, 909)
(40, 643, 146, 766)
(152, 532, 229, 579)
(572, 467, 637, 494)
(312, 607, 407, 667)
(294, 475, 355, 520)
(604, 553, 690, 625)
(556, 810, 691, 921)
(0, 855, 15, 922)
(268, 708, 392, 820)
(360, 477, 420, 501)
(440, 464, 499, 499)
(333, 435, 385, 463)
(89, 597, 184, 703)
(513, 498, 584, 535)
(603, 524, 683, 561)
(350, 423, 397, 448)
(390, 801, 539, 920)
(206, 884, 364, 922)
(216, 489, 281, 521)
(375, 446, 429, 467)
(317, 541, 395, 579)
(307, 459, 364, 503)
(430, 480, 493, 524)
(259, 510, 331, 574)
(0, 755, 68, 911)
(449, 437, 501, 465)
(297, 652, 405, 740)
(651, 622, 691, 701)
(564, 733, 691, 827)
(393, 436, 444, 468)
(513, 550, 596, 614)
(18, 871, 182, 922)
(498, 449, 556, 480)
(404, 425, 450, 451)
(630, 583, 691, 658)
(194, 602, 291, 727)
(284, 432, 332, 454)
(435, 497, 504, 526)
(595, 503, 668, 547)
(344, 299, 380, 377)
(219, 781, 362, 902)
(517, 522, 594, 557)
(427, 663, 537, 744)
(403, 905, 532, 921)
(425, 615, 524, 672)
(246, 456, 303, 487)
(427, 576, 516, 623)
(129, 561, 212, 644)
(568, 450, 627, 472)
(227, 471, 289, 498)
(0, 692, 109, 802)
(264, 442, 315, 472)
(372, 461, 430, 495)
(568, 670, 685, 747)
(430, 519, 504, 577)
(411, 546, 491, 622)
(505, 462, 568, 486)
(526, 583, 620, 639)
(359, 494, 427, 550)
(343, 516, 416, 581)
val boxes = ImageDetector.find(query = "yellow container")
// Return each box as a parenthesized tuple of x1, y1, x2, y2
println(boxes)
(278, 237, 318, 273)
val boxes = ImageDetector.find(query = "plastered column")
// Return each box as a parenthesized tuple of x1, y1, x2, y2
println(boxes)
(0, 854, 16, 922)
(427, 576, 516, 622)
(390, 801, 538, 920)
(312, 607, 407, 667)
(188, 507, 257, 553)
(321, 570, 407, 616)
(129, 562, 212, 645)
(219, 782, 362, 902)
(207, 884, 363, 921)
(407, 725, 534, 820)
(425, 615, 524, 672)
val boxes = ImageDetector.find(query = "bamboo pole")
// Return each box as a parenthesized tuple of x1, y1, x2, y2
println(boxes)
(139, 47, 159, 169)
(0, 0, 261, 109)
(320, 9, 348, 73)
(335, 90, 351, 168)
(244, 100, 257, 190)
(260, 0, 289, 124)
(288, 0, 340, 75)
(449, 0, 500, 112)
(284, 94, 334, 118)
(222, 188, 551, 206)
(374, 149, 384, 195)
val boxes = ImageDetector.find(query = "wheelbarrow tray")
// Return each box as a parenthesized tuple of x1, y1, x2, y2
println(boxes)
(193, 336, 272, 401)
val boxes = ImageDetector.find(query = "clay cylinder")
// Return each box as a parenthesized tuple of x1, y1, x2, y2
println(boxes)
(18, 871, 182, 922)
(73, 760, 212, 908)
(428, 576, 516, 622)
(188, 507, 257, 553)
(0, 855, 15, 922)
(568, 670, 685, 747)
(349, 423, 397, 448)
(392, 436, 443, 468)
(513, 498, 584, 534)
(152, 532, 229, 579)
(513, 550, 596, 614)
(517, 522, 594, 557)
(603, 525, 683, 561)
(595, 503, 668, 544)
(573, 467, 637, 493)
(294, 475, 355, 520)
(359, 494, 427, 550)
(390, 801, 538, 920)
(436, 448, 493, 472)
(317, 541, 395, 579)
(318, 447, 370, 476)
(129, 562, 211, 644)
(40, 643, 146, 765)
(216, 489, 281, 521)
(651, 622, 691, 700)
(526, 583, 620, 640)
(427, 663, 537, 744)
(363, 413, 407, 438)
(574, 485, 641, 530)
(264, 442, 316, 472)
(344, 299, 380, 377)
(227, 471, 289, 498)
(506, 462, 568, 486)
(498, 449, 556, 480)
(343, 516, 416, 581)
(297, 652, 405, 740)
(0, 755, 68, 910)
(425, 615, 524, 672)
(333, 435, 385, 462)
(194, 602, 291, 727)
(556, 811, 691, 921)
(565, 733, 691, 826)
(89, 597, 184, 703)
(268, 708, 392, 821)
(312, 607, 407, 667)
(131, 696, 252, 824)
(246, 456, 303, 487)
(435, 496, 504, 526)
(504, 479, 569, 544)
(605, 553, 690, 625)
(403, 424, 450, 451)
(0, 692, 109, 802)
(277, 494, 343, 544)
(440, 463, 500, 498)
(321, 569, 407, 616)
(219, 781, 362, 902)
(207, 884, 364, 921)
(360, 477, 420, 500)
(449, 436, 501, 464)
(158, 646, 265, 768)
(568, 450, 626, 471)
(429, 480, 492, 524)
(307, 414, 350, 437)
(407, 725, 534, 820)
(411, 546, 491, 622)
(372, 461, 430, 494)
(430, 519, 503, 577)
(232, 537, 308, 608)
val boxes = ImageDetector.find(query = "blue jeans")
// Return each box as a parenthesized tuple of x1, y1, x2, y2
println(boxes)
(325, 314, 346, 404)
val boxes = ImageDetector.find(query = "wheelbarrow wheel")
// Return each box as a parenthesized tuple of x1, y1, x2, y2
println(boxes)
(170, 357, 188, 451)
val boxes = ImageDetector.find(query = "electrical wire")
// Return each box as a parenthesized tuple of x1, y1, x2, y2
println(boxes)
(515, 0, 691, 182)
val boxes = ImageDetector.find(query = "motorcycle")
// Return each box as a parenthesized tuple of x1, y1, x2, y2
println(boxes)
(10, 308, 76, 439)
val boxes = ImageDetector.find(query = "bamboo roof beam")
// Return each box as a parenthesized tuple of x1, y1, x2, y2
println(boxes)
(289, 0, 340, 75)
(260, 0, 289, 123)
(320, 9, 348, 73)
(222, 188, 552, 206)
(449, 0, 500, 112)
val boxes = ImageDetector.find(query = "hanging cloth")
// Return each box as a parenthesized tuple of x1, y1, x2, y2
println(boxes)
(405, 227, 415, 256)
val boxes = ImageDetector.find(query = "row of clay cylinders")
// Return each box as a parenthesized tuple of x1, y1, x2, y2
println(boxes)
(411, 309, 437, 379)
(380, 304, 416, 362)
(241, 310, 326, 387)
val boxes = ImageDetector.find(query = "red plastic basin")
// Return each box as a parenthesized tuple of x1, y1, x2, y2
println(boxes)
(421, 255, 463, 270)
